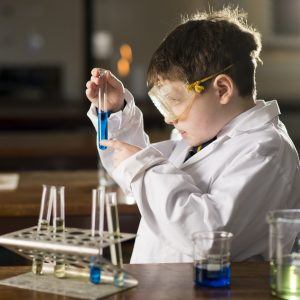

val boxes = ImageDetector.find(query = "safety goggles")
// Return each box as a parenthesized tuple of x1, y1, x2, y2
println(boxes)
(148, 64, 233, 122)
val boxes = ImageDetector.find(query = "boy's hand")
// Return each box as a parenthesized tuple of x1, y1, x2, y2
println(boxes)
(100, 140, 142, 168)
(86, 68, 125, 113)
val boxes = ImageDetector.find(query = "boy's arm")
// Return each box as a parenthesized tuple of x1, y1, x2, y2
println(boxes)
(87, 89, 150, 176)
(111, 145, 298, 258)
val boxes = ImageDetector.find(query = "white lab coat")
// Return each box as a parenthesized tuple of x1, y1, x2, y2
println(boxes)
(87, 89, 300, 263)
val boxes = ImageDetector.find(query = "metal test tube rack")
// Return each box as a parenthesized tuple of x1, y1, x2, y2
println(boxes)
(0, 226, 137, 287)
(0, 190, 138, 288)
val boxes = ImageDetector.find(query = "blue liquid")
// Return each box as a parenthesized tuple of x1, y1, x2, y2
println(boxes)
(194, 264, 231, 287)
(98, 111, 109, 150)
(90, 265, 101, 284)
(90, 265, 125, 287)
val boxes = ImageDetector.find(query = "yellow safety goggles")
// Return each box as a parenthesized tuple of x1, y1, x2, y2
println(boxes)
(148, 64, 233, 122)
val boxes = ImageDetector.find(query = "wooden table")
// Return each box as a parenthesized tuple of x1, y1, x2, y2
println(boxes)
(0, 170, 139, 234)
(0, 262, 273, 299)
(0, 170, 138, 218)
(0, 170, 138, 216)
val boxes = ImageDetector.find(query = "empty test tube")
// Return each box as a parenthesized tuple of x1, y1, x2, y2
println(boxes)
(98, 70, 109, 150)
(105, 192, 123, 269)
(91, 187, 106, 254)
(32, 184, 53, 275)
(52, 186, 66, 278)
(38, 184, 53, 231)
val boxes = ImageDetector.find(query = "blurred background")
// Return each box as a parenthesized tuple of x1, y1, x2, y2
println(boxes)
(0, 0, 299, 171)
(0, 0, 299, 264)
(0, 0, 299, 172)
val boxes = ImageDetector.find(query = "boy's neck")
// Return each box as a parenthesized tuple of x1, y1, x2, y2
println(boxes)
(225, 95, 256, 124)
(214, 95, 256, 137)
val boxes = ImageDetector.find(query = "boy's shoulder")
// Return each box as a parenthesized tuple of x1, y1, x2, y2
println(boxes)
(221, 100, 296, 157)
(224, 115, 298, 168)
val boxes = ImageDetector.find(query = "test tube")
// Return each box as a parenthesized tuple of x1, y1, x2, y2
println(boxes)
(91, 187, 106, 253)
(90, 192, 124, 286)
(105, 192, 123, 269)
(37, 184, 53, 232)
(90, 187, 107, 283)
(98, 70, 108, 150)
(32, 184, 53, 275)
(52, 186, 66, 278)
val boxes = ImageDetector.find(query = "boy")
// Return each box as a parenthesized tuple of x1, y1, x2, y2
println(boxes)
(85, 8, 300, 263)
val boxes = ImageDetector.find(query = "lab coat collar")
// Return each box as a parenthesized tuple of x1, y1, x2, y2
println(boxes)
(181, 100, 281, 167)
(217, 100, 281, 139)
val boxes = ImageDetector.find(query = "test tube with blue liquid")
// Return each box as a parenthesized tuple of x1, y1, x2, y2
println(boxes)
(98, 71, 109, 150)
(192, 231, 233, 288)
(105, 192, 124, 287)
(89, 190, 125, 287)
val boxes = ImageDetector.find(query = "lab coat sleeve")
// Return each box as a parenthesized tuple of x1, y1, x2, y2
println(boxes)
(112, 145, 288, 257)
(87, 88, 150, 176)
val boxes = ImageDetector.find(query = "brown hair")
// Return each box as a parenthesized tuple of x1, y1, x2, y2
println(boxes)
(147, 7, 262, 98)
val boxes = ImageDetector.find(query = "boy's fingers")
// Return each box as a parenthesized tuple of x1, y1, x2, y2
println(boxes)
(91, 68, 99, 76)
(100, 140, 128, 150)
(91, 67, 107, 77)
(106, 71, 123, 89)
(91, 69, 123, 90)
(85, 88, 94, 99)
(100, 139, 124, 150)
(86, 81, 95, 89)
(91, 76, 100, 85)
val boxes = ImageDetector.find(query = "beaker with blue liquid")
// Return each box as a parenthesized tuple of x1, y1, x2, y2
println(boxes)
(192, 231, 233, 288)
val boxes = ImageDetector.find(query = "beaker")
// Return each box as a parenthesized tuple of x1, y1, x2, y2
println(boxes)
(267, 209, 300, 299)
(192, 231, 233, 288)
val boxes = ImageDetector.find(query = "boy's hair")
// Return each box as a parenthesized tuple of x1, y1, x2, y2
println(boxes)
(147, 7, 262, 98)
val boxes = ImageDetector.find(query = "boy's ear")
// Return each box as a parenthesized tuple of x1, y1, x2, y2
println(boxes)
(212, 74, 234, 104)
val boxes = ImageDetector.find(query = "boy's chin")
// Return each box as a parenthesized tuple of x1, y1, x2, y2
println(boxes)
(185, 137, 207, 147)
(185, 138, 199, 147)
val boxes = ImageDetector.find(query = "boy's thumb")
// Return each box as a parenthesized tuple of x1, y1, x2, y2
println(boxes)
(106, 71, 123, 89)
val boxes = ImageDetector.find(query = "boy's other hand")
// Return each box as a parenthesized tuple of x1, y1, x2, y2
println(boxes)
(86, 68, 125, 113)
(100, 140, 142, 168)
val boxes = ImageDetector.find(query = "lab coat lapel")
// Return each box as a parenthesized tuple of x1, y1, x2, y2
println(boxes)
(170, 140, 191, 167)
(180, 100, 280, 168)
(181, 135, 229, 168)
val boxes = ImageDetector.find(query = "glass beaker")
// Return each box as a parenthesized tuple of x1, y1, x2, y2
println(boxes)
(192, 231, 233, 288)
(267, 209, 300, 299)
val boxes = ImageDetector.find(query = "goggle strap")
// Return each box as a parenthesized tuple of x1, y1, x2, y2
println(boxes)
(187, 64, 234, 91)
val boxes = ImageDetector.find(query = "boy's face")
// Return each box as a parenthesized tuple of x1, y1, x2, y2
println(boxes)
(156, 79, 229, 146)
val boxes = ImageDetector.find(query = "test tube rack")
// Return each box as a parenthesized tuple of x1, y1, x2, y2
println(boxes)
(0, 226, 138, 287)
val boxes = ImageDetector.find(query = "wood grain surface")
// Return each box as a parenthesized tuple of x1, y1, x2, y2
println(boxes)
(0, 262, 273, 299)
